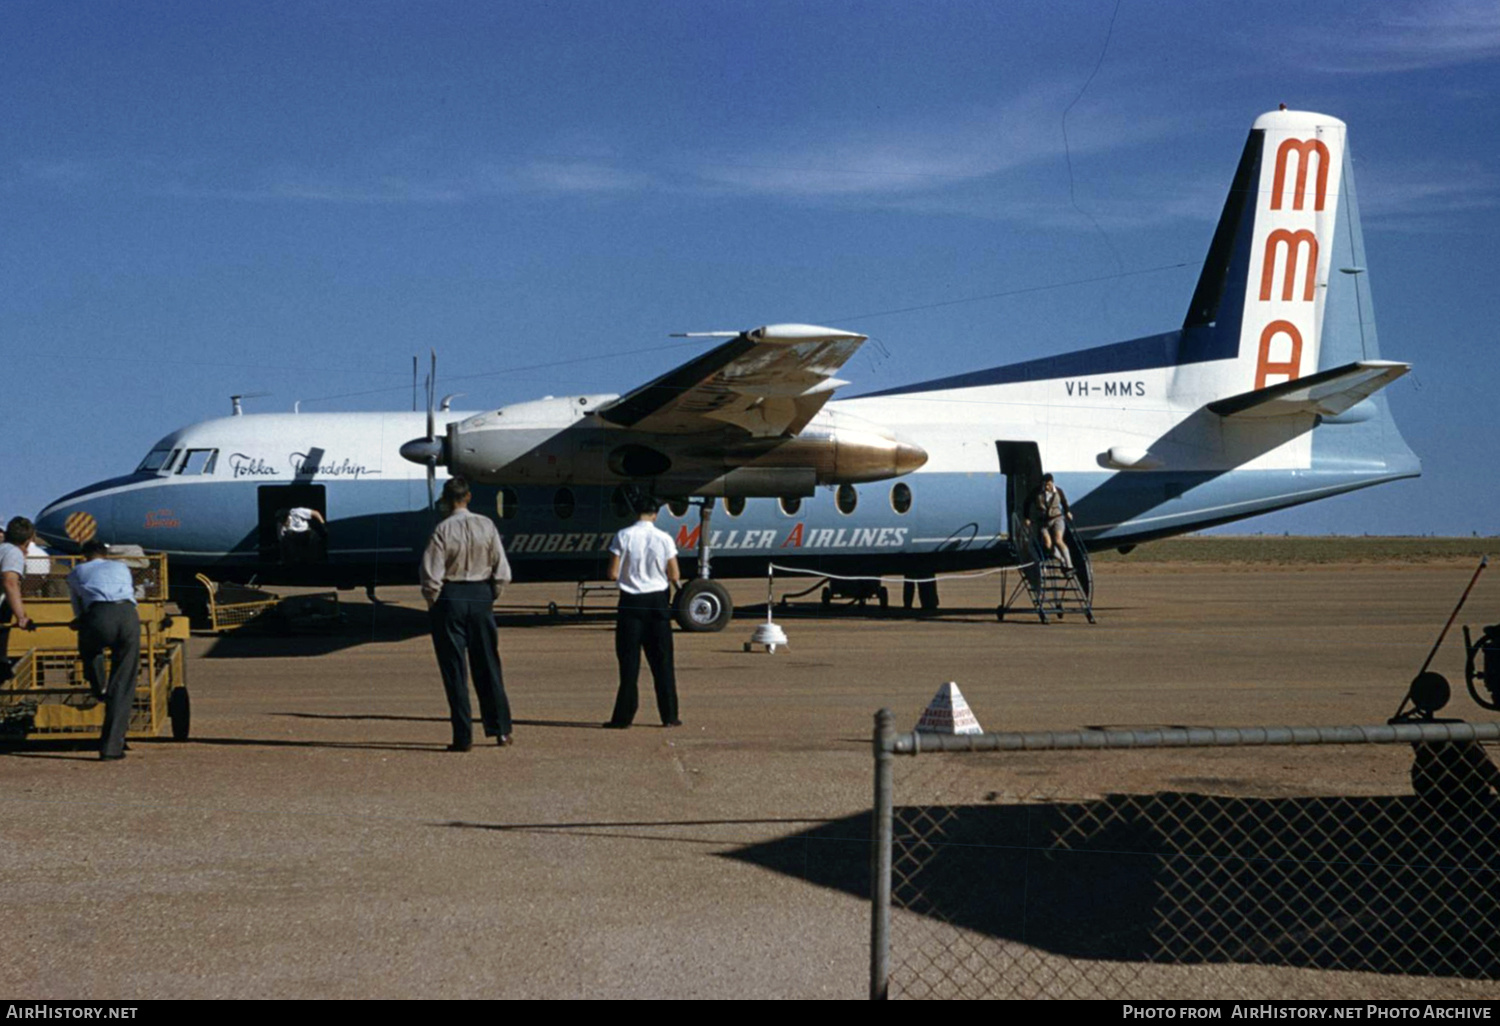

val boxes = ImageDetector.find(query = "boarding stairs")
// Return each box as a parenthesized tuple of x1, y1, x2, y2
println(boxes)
(999, 515, 1095, 624)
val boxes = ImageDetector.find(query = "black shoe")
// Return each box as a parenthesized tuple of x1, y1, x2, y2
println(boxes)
(496, 734, 513, 747)
(602, 721, 630, 730)
(662, 720, 683, 728)
(446, 742, 473, 752)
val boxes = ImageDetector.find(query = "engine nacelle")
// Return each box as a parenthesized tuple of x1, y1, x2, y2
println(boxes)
(440, 398, 926, 490)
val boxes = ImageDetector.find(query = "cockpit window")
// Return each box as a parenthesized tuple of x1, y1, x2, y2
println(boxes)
(137, 448, 176, 473)
(177, 449, 219, 475)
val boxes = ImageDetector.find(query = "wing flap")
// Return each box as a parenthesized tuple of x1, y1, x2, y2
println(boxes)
(597, 324, 866, 436)
(1207, 360, 1410, 419)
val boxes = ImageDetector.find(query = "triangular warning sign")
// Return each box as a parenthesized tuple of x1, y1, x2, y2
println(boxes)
(915, 681, 983, 735)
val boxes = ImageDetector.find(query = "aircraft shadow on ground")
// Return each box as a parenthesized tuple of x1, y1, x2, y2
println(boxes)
(199, 600, 433, 658)
(198, 595, 1073, 660)
(726, 788, 1500, 980)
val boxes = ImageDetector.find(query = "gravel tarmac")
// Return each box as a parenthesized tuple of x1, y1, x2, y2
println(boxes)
(3, 562, 1497, 999)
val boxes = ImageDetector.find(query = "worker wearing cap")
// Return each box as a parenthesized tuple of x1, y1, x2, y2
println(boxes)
(66, 540, 140, 761)
(603, 487, 682, 729)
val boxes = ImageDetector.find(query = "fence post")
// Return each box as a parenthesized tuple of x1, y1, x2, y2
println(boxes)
(871, 707, 894, 1000)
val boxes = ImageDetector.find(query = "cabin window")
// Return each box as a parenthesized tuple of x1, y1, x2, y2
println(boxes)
(890, 482, 912, 515)
(497, 487, 519, 521)
(137, 448, 175, 473)
(177, 449, 218, 475)
(835, 484, 858, 515)
(725, 496, 746, 517)
(668, 498, 690, 518)
(778, 495, 802, 516)
(553, 487, 576, 521)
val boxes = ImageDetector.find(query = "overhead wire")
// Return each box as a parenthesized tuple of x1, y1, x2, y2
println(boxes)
(1061, 0, 1127, 276)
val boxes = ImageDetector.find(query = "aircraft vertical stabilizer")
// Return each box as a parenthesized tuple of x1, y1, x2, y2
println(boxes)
(1173, 110, 1353, 405)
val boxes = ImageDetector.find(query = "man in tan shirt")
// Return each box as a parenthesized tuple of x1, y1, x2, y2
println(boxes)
(419, 477, 513, 751)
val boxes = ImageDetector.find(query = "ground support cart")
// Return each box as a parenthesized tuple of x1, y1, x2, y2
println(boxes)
(2, 551, 191, 742)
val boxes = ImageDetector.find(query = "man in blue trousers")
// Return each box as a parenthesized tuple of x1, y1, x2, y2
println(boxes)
(420, 477, 514, 751)
(66, 540, 140, 761)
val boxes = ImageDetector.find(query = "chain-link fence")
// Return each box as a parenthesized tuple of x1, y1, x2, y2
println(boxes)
(870, 713, 1500, 1000)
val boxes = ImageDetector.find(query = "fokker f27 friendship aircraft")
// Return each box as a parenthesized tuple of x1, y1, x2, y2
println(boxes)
(36, 109, 1418, 630)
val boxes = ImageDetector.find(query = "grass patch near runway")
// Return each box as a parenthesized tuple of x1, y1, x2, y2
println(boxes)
(1093, 535, 1496, 565)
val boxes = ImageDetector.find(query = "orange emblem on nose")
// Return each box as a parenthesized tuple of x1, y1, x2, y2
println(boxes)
(64, 512, 98, 543)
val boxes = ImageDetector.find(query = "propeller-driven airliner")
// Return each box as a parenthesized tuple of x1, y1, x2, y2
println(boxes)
(35, 109, 1418, 630)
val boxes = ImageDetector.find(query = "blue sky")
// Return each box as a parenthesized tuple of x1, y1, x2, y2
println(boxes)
(3, 0, 1497, 536)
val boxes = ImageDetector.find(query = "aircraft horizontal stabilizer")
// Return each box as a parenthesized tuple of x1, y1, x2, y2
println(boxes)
(1207, 360, 1410, 419)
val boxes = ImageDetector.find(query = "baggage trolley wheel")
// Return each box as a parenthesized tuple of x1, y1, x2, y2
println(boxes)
(169, 687, 191, 741)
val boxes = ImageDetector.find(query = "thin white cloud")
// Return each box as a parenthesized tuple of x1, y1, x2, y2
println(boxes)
(505, 160, 653, 194)
(682, 85, 1181, 199)
(1355, 159, 1500, 231)
(1301, 0, 1500, 73)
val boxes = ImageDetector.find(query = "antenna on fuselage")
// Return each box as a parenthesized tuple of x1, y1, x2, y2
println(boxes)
(230, 392, 271, 416)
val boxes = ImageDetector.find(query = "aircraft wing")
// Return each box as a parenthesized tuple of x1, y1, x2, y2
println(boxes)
(1207, 360, 1410, 419)
(596, 323, 867, 436)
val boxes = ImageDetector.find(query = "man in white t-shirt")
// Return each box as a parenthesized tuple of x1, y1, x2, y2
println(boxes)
(277, 506, 326, 563)
(0, 517, 36, 683)
(603, 487, 682, 729)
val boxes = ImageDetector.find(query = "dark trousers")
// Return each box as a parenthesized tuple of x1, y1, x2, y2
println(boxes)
(429, 581, 511, 745)
(0, 596, 14, 682)
(610, 589, 677, 725)
(79, 601, 141, 758)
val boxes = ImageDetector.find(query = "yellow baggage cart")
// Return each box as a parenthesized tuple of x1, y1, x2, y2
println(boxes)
(1, 550, 190, 743)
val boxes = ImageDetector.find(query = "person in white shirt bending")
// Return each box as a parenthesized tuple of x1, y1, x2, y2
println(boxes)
(603, 487, 682, 729)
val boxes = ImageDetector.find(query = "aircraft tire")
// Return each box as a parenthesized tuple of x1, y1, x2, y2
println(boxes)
(169, 687, 191, 741)
(674, 579, 733, 633)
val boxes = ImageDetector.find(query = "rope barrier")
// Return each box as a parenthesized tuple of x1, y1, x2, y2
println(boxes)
(761, 560, 1036, 611)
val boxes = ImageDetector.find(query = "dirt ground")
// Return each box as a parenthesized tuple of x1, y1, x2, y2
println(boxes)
(3, 560, 1498, 999)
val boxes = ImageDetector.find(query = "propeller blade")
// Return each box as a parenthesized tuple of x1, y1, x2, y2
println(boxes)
(427, 350, 437, 438)
(427, 349, 438, 511)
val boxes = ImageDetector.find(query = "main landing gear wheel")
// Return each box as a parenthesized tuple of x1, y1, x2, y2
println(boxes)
(674, 579, 733, 633)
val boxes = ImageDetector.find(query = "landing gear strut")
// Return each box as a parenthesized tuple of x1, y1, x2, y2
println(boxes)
(673, 497, 733, 633)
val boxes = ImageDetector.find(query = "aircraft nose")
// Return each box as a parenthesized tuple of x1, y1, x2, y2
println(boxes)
(399, 437, 445, 466)
(35, 497, 106, 552)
